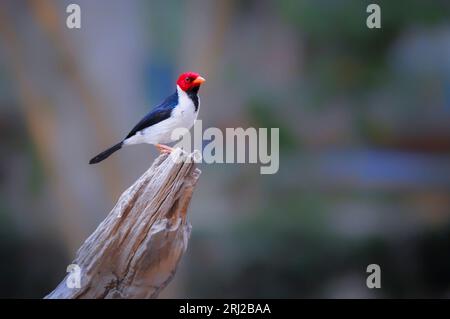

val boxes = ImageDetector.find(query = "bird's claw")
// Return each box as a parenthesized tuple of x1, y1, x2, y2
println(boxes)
(155, 144, 173, 154)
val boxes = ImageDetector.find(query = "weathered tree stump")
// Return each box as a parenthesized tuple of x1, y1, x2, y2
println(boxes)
(45, 149, 200, 299)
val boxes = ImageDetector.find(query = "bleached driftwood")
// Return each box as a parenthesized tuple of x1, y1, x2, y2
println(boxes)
(45, 149, 200, 299)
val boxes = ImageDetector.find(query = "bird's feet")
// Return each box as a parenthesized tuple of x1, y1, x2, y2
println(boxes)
(155, 143, 173, 154)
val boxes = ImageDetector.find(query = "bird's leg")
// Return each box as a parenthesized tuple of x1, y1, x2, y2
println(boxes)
(155, 143, 174, 154)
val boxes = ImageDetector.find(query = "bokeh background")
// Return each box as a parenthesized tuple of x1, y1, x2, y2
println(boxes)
(1, 0, 450, 298)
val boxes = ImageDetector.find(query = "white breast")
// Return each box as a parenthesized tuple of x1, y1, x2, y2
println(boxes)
(125, 85, 199, 145)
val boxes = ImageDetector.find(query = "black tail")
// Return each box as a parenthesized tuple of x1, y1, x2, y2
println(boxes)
(89, 142, 123, 164)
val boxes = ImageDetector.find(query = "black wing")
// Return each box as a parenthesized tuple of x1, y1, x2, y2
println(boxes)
(125, 91, 178, 139)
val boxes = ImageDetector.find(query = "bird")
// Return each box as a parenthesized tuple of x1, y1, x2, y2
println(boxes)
(89, 72, 205, 164)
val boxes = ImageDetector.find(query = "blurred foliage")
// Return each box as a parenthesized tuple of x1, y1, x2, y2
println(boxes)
(278, 0, 450, 96)
(247, 98, 299, 152)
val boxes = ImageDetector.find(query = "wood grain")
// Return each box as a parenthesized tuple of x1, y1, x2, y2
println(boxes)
(46, 149, 200, 299)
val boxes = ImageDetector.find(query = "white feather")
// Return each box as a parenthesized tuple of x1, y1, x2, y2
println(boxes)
(124, 85, 199, 145)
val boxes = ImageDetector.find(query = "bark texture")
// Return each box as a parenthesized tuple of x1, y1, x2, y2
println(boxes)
(46, 149, 200, 299)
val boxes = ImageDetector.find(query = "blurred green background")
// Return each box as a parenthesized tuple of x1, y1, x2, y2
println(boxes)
(1, 0, 450, 298)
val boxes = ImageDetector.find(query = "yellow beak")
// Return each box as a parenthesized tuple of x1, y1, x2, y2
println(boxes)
(193, 76, 206, 85)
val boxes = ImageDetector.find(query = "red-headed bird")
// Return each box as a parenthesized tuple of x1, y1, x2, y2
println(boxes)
(89, 72, 205, 164)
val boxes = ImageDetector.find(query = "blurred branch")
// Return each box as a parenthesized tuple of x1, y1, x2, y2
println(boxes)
(28, 0, 125, 198)
(0, 0, 130, 249)
(0, 3, 86, 246)
(46, 150, 201, 299)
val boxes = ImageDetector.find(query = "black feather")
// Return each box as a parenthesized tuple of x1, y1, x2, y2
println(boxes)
(125, 91, 178, 139)
(186, 85, 200, 111)
(89, 142, 123, 164)
(89, 86, 200, 165)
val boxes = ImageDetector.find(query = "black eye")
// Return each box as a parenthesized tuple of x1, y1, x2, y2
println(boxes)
(185, 77, 191, 82)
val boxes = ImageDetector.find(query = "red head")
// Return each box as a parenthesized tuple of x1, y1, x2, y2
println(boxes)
(177, 72, 206, 92)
